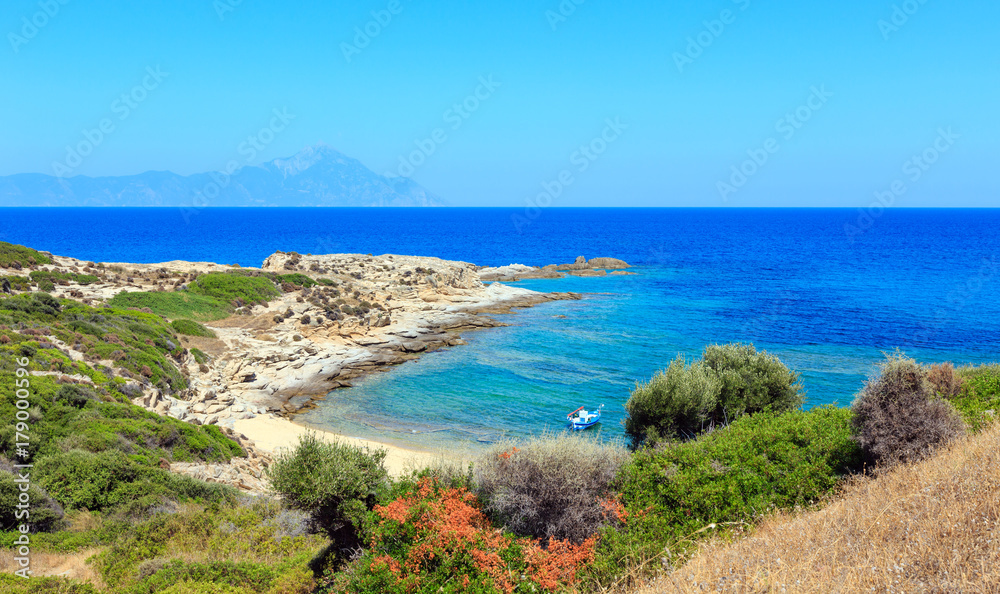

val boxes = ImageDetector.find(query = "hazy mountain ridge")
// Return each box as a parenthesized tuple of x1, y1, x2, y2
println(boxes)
(0, 144, 445, 207)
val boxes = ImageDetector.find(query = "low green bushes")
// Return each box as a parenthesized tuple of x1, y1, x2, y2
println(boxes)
(91, 497, 323, 593)
(128, 560, 277, 594)
(188, 273, 280, 307)
(588, 406, 861, 587)
(171, 319, 217, 338)
(952, 364, 1000, 431)
(0, 275, 32, 291)
(30, 270, 100, 286)
(473, 433, 628, 543)
(0, 468, 65, 532)
(0, 241, 52, 268)
(36, 449, 236, 513)
(625, 343, 803, 448)
(851, 353, 965, 469)
(276, 273, 317, 288)
(0, 575, 99, 593)
(0, 296, 190, 391)
(0, 362, 242, 522)
(108, 291, 233, 322)
(191, 348, 210, 365)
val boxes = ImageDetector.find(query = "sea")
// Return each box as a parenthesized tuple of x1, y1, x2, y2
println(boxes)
(3, 207, 999, 452)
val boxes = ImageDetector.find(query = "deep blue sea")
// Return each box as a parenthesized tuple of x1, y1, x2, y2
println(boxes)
(3, 208, 999, 451)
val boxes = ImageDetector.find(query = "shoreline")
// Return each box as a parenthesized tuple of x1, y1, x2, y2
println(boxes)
(2, 244, 631, 493)
(232, 415, 463, 477)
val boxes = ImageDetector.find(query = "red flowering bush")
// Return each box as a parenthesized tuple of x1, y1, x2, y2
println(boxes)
(322, 478, 596, 593)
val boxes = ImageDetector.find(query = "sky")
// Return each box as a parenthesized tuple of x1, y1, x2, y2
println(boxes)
(1, 0, 997, 207)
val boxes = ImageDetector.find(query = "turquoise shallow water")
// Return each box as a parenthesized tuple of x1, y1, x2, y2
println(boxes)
(295, 265, 1000, 454)
(4, 207, 999, 454)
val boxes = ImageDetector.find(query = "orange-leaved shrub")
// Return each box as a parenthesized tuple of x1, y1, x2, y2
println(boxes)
(851, 353, 965, 470)
(322, 478, 596, 594)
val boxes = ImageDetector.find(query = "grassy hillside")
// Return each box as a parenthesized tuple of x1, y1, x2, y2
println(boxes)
(639, 419, 1000, 593)
(0, 241, 52, 268)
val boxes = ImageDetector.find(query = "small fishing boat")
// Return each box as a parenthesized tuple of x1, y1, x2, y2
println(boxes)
(567, 404, 603, 430)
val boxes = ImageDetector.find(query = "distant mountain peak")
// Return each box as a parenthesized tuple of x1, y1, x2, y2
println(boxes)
(268, 143, 348, 176)
(0, 145, 447, 207)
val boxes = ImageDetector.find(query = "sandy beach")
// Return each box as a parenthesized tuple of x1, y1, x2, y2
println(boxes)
(233, 415, 465, 477)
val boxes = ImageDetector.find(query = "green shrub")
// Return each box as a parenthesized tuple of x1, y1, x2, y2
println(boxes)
(0, 468, 65, 532)
(952, 364, 1000, 431)
(0, 574, 99, 593)
(268, 433, 388, 552)
(0, 292, 62, 318)
(54, 384, 98, 408)
(625, 357, 720, 447)
(170, 319, 217, 338)
(92, 498, 324, 592)
(624, 343, 803, 448)
(589, 406, 861, 588)
(131, 560, 277, 594)
(0, 241, 52, 267)
(473, 433, 628, 543)
(30, 270, 100, 286)
(702, 343, 804, 423)
(191, 348, 209, 365)
(851, 353, 966, 469)
(35, 449, 236, 512)
(107, 291, 233, 322)
(187, 273, 280, 307)
(0, 275, 32, 291)
(276, 273, 317, 288)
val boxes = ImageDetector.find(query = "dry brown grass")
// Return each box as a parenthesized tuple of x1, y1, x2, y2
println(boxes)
(637, 421, 1000, 593)
(0, 548, 104, 586)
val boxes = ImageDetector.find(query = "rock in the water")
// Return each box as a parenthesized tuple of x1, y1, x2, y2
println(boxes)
(555, 256, 590, 271)
(587, 257, 630, 269)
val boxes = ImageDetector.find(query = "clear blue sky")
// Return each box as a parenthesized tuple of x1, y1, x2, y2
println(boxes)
(1, 0, 997, 206)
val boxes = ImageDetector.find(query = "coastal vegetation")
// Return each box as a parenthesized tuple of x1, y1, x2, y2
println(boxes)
(624, 343, 803, 448)
(0, 241, 52, 269)
(186, 273, 281, 307)
(1, 282, 997, 591)
(169, 319, 217, 338)
(107, 291, 233, 322)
